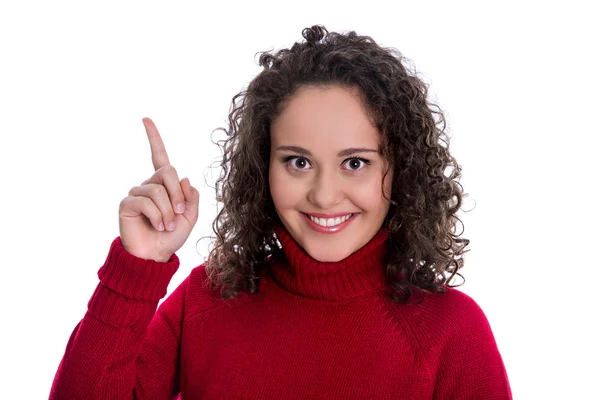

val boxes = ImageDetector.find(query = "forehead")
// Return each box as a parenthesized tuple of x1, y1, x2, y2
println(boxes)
(270, 85, 380, 149)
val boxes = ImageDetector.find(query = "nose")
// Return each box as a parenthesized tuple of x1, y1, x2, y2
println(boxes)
(307, 168, 345, 209)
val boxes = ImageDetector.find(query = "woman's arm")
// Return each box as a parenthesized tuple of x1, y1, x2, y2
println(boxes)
(432, 290, 512, 400)
(49, 236, 185, 400)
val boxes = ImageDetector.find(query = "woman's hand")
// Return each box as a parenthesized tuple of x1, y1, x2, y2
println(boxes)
(118, 117, 200, 262)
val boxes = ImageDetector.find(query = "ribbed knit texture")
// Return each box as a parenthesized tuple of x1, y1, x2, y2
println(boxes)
(50, 229, 512, 399)
(270, 224, 389, 300)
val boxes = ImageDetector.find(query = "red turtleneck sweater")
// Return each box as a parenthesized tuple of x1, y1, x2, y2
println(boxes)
(50, 226, 511, 399)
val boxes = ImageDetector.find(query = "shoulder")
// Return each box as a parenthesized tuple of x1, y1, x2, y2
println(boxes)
(386, 287, 490, 326)
(416, 289, 511, 397)
(421, 287, 492, 333)
(383, 287, 499, 358)
(182, 264, 249, 317)
(404, 288, 506, 371)
(415, 287, 496, 345)
(385, 288, 511, 396)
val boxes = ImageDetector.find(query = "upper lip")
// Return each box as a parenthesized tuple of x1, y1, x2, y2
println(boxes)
(304, 212, 356, 218)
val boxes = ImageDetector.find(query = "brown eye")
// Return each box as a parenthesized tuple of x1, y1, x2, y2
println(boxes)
(349, 159, 361, 169)
(342, 158, 368, 171)
(295, 158, 307, 169)
(286, 156, 311, 171)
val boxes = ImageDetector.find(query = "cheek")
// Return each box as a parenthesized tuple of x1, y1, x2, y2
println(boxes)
(269, 165, 294, 208)
(346, 177, 384, 207)
(351, 171, 392, 210)
(383, 171, 393, 199)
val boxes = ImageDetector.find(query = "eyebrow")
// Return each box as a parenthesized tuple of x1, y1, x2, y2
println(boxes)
(275, 145, 378, 157)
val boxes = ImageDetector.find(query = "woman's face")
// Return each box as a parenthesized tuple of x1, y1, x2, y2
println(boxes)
(269, 85, 393, 262)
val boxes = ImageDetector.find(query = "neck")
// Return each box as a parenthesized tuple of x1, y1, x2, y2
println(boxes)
(268, 224, 390, 301)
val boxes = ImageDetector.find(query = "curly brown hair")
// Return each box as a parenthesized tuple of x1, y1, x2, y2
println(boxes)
(205, 25, 469, 302)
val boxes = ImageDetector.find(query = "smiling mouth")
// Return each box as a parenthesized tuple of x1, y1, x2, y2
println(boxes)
(304, 213, 354, 228)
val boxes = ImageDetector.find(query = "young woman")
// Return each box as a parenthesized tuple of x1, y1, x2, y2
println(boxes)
(50, 25, 512, 399)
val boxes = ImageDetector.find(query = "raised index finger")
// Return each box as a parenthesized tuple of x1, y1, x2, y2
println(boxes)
(142, 117, 170, 171)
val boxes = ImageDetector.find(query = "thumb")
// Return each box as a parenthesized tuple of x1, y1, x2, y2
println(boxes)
(180, 177, 200, 223)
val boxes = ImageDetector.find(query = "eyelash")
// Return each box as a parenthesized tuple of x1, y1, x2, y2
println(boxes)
(282, 156, 371, 172)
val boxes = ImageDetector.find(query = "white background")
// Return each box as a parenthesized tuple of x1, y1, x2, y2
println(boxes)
(1, 1, 598, 398)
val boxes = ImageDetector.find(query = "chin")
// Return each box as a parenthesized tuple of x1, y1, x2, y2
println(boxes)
(277, 211, 379, 262)
(295, 226, 361, 262)
(304, 245, 350, 262)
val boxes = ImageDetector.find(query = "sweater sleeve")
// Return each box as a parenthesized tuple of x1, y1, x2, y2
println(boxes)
(49, 237, 186, 400)
(432, 290, 512, 400)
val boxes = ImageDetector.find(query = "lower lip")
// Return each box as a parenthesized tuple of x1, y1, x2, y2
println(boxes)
(304, 213, 357, 234)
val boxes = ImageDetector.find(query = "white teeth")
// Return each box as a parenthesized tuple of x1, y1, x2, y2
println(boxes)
(309, 213, 352, 227)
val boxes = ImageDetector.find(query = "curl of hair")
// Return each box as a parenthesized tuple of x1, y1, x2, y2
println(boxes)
(206, 25, 470, 302)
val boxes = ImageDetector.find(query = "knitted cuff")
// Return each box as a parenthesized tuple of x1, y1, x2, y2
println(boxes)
(97, 237, 180, 301)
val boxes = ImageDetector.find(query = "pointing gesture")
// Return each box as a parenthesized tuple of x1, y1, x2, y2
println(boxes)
(119, 118, 200, 262)
(145, 117, 171, 171)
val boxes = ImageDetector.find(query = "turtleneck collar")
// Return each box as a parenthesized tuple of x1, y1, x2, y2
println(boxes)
(268, 224, 390, 301)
